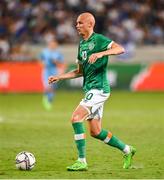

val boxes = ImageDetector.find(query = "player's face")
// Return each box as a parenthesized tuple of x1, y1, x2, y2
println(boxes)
(76, 16, 90, 36)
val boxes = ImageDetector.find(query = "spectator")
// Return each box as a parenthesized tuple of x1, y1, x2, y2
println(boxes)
(0, 36, 10, 55)
(0, 0, 162, 52)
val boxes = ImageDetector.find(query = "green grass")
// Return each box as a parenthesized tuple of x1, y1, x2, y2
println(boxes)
(0, 90, 164, 179)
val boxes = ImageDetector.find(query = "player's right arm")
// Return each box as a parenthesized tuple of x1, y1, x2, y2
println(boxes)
(48, 64, 83, 84)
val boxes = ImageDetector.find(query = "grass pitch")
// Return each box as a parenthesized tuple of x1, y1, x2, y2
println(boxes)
(0, 90, 163, 179)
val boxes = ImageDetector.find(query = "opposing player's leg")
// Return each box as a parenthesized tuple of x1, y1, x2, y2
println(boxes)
(88, 116, 136, 169)
(42, 85, 54, 110)
(67, 105, 89, 171)
(42, 71, 56, 110)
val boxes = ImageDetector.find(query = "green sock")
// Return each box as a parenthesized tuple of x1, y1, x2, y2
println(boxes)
(108, 135, 126, 151)
(72, 122, 86, 158)
(94, 129, 126, 151)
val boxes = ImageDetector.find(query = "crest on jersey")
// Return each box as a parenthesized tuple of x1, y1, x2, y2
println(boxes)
(88, 42, 95, 50)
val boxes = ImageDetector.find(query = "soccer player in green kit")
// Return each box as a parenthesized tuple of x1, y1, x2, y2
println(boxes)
(48, 12, 136, 171)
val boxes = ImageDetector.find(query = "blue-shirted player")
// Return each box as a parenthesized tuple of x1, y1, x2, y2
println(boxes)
(40, 39, 65, 110)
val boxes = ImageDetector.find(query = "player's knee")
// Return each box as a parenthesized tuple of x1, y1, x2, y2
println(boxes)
(71, 114, 81, 123)
(90, 129, 101, 137)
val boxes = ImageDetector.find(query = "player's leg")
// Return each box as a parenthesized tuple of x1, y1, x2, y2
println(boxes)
(42, 71, 56, 110)
(46, 85, 54, 101)
(88, 118, 127, 151)
(42, 85, 54, 110)
(67, 104, 89, 171)
(88, 107, 136, 169)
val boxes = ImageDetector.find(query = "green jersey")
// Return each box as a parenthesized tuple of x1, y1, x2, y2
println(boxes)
(77, 32, 113, 93)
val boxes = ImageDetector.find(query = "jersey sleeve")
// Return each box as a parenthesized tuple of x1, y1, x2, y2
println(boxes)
(97, 34, 113, 51)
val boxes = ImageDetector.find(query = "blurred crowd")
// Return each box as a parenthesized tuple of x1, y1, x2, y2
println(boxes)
(0, 0, 163, 59)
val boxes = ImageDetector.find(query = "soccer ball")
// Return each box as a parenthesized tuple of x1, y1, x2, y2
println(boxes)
(15, 151, 36, 170)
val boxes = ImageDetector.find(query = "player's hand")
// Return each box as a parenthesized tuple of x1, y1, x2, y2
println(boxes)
(88, 53, 103, 64)
(48, 76, 59, 84)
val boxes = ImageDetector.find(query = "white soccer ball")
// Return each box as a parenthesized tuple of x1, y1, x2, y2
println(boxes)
(15, 151, 36, 170)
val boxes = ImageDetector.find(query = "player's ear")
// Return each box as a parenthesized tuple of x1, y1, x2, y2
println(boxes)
(88, 21, 93, 28)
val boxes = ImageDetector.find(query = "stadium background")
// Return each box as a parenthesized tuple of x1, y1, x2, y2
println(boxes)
(0, 0, 164, 179)
(0, 0, 163, 92)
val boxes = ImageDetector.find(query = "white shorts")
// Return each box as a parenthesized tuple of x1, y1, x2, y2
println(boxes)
(79, 89, 110, 120)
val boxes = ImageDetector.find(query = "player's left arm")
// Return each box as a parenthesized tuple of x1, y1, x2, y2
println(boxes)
(88, 42, 125, 64)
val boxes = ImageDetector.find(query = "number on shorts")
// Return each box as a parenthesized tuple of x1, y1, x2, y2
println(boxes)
(86, 93, 93, 100)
